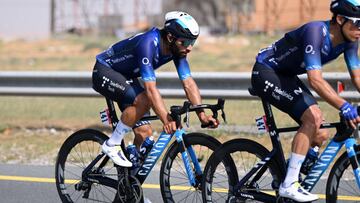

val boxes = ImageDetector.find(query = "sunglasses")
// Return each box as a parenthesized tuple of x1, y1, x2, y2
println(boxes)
(177, 38, 196, 47)
(343, 16, 360, 28)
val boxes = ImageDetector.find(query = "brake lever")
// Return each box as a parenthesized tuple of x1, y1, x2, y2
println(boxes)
(221, 109, 227, 124)
(185, 110, 190, 128)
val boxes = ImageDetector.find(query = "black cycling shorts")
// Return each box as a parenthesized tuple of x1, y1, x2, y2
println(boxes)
(92, 61, 151, 128)
(251, 62, 317, 123)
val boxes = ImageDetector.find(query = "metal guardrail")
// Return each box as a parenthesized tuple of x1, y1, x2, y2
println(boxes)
(0, 71, 359, 101)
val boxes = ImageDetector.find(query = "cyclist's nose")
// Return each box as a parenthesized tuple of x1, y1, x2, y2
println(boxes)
(186, 45, 193, 52)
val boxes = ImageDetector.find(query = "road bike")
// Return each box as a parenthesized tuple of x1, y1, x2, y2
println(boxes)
(202, 88, 360, 203)
(55, 97, 226, 203)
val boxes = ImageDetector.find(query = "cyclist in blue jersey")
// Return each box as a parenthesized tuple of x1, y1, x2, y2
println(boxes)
(92, 11, 219, 167)
(251, 0, 360, 201)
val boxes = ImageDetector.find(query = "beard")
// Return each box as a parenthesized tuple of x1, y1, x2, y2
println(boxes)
(170, 42, 186, 58)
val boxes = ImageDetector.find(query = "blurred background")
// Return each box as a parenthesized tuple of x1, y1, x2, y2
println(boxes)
(0, 0, 343, 167)
(1, 1, 355, 202)
(1, 0, 329, 39)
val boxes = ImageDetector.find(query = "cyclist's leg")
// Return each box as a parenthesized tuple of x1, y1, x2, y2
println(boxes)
(133, 124, 152, 148)
(296, 77, 330, 148)
(92, 61, 148, 166)
(251, 63, 319, 201)
(117, 80, 153, 148)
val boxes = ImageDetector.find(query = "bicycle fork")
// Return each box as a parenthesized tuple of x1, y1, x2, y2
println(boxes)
(345, 138, 360, 189)
(175, 130, 201, 187)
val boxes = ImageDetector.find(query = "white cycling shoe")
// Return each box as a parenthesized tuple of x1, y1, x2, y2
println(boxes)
(279, 181, 319, 202)
(102, 141, 132, 167)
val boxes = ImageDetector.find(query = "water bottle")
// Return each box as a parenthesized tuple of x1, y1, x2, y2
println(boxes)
(126, 143, 140, 171)
(300, 146, 319, 175)
(139, 136, 154, 161)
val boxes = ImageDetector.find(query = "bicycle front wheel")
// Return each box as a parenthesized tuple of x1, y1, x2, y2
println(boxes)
(326, 144, 360, 203)
(160, 132, 221, 203)
(202, 138, 282, 203)
(55, 129, 120, 203)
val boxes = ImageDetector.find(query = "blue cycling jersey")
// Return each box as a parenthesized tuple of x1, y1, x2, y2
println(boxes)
(256, 21, 360, 75)
(96, 27, 192, 81)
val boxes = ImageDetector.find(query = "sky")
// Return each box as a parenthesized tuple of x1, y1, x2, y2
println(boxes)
(0, 0, 50, 39)
(0, 0, 162, 40)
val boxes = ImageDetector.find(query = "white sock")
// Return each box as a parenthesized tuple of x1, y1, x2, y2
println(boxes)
(283, 152, 305, 187)
(107, 121, 131, 146)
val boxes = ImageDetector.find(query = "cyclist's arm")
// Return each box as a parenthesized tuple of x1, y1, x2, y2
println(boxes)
(174, 57, 205, 119)
(350, 69, 360, 92)
(174, 57, 218, 126)
(344, 42, 360, 92)
(143, 81, 169, 124)
(303, 23, 345, 109)
(136, 35, 172, 126)
(307, 69, 346, 109)
(181, 77, 207, 120)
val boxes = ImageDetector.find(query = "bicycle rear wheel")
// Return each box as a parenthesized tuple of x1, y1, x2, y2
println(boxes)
(326, 145, 360, 203)
(160, 132, 221, 203)
(55, 129, 120, 203)
(202, 138, 282, 203)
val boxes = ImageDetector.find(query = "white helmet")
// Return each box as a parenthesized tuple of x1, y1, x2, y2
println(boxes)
(164, 11, 199, 39)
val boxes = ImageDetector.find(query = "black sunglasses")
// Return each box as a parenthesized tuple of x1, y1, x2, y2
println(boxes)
(343, 16, 360, 28)
(178, 38, 196, 47)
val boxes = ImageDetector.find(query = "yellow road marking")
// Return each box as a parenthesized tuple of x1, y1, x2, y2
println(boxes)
(0, 175, 359, 201)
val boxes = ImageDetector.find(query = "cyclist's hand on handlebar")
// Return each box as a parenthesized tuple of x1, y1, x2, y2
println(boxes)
(200, 114, 220, 128)
(340, 102, 360, 129)
(163, 114, 178, 134)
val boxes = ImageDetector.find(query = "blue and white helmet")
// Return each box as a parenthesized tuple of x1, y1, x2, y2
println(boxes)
(164, 11, 199, 39)
(331, 0, 360, 18)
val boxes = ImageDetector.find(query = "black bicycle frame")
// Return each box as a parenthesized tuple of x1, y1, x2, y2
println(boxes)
(233, 97, 354, 201)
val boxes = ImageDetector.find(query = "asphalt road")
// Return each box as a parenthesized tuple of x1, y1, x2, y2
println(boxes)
(0, 164, 163, 203)
(0, 164, 358, 203)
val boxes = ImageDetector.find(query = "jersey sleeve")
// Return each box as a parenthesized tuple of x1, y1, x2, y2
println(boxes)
(173, 57, 192, 80)
(137, 36, 157, 81)
(344, 42, 360, 71)
(302, 23, 324, 71)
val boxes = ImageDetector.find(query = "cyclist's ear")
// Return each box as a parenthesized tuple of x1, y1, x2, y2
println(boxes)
(167, 33, 175, 43)
(336, 15, 345, 25)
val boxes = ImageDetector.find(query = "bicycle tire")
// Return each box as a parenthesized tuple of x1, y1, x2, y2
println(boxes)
(55, 129, 120, 203)
(326, 144, 360, 203)
(202, 138, 282, 203)
(160, 132, 222, 203)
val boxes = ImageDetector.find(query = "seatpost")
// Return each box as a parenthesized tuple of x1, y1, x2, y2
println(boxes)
(105, 98, 119, 131)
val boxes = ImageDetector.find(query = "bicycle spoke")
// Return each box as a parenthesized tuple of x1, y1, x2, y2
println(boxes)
(174, 154, 188, 175)
(68, 153, 87, 169)
(172, 186, 192, 195)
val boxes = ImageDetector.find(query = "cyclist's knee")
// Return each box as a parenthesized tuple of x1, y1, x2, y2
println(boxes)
(133, 92, 151, 109)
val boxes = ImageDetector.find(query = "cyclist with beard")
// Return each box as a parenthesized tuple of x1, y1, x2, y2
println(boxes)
(251, 0, 360, 202)
(92, 11, 219, 167)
